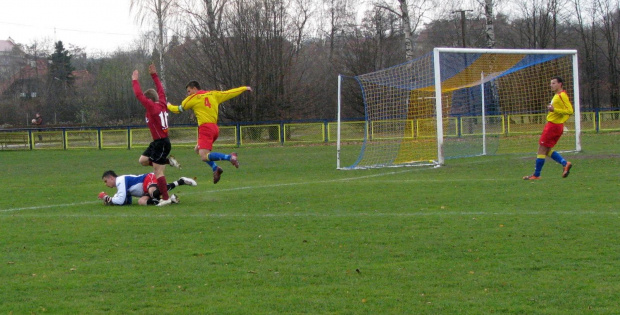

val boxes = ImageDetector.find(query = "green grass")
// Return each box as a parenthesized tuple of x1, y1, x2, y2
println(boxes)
(1, 132, 619, 314)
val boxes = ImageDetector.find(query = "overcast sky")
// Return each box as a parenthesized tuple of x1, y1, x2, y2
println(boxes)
(0, 0, 149, 54)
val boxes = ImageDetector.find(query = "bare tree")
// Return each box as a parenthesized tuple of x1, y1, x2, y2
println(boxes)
(91, 49, 152, 124)
(323, 0, 356, 59)
(330, 8, 406, 116)
(572, 0, 602, 108)
(374, 0, 436, 60)
(130, 0, 178, 87)
(203, 0, 223, 37)
(596, 0, 620, 107)
(509, 0, 570, 48)
(169, 0, 313, 122)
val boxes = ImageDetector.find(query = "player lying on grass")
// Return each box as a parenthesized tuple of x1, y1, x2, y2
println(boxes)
(99, 170, 197, 206)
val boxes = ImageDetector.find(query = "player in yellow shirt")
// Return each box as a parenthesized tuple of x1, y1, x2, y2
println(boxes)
(168, 81, 252, 183)
(523, 76, 573, 180)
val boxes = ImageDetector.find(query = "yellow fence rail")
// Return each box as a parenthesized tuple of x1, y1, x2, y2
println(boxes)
(0, 111, 617, 150)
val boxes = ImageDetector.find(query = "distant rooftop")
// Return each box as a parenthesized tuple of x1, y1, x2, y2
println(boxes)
(0, 38, 16, 52)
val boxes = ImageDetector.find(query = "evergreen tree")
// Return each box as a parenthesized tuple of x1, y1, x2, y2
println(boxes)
(47, 41, 75, 123)
(49, 41, 75, 86)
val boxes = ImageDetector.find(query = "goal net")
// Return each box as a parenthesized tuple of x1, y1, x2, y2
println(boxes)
(337, 48, 581, 169)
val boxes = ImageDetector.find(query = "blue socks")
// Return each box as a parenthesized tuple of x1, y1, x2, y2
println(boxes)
(549, 151, 567, 167)
(534, 155, 546, 177)
(533, 151, 566, 177)
(207, 152, 230, 161)
(205, 152, 231, 172)
(205, 160, 218, 172)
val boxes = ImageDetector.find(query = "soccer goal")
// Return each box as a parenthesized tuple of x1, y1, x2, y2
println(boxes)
(337, 47, 581, 170)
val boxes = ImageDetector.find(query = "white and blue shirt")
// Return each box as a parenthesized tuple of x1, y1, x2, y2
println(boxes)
(111, 174, 149, 205)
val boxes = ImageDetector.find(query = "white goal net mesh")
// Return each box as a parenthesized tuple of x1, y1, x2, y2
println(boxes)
(338, 48, 578, 169)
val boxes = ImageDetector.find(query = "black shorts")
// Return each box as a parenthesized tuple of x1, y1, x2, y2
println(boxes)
(142, 138, 171, 165)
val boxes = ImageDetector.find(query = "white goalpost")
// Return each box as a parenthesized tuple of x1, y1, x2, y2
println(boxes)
(337, 47, 581, 170)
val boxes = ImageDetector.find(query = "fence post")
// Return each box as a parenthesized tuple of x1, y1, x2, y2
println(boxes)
(63, 128, 67, 150)
(236, 123, 241, 147)
(595, 108, 600, 133)
(98, 128, 102, 150)
(28, 129, 33, 150)
(280, 122, 285, 145)
(127, 126, 131, 150)
(324, 120, 328, 142)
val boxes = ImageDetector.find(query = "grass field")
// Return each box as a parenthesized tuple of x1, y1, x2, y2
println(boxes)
(1, 132, 619, 314)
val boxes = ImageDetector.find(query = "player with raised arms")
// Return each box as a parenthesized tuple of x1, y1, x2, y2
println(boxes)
(167, 81, 252, 184)
(132, 63, 181, 206)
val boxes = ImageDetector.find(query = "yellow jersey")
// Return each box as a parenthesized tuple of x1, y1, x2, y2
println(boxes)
(167, 86, 248, 125)
(547, 90, 573, 124)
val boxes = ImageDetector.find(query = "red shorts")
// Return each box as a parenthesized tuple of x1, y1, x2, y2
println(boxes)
(197, 123, 219, 151)
(143, 173, 157, 195)
(539, 122, 564, 148)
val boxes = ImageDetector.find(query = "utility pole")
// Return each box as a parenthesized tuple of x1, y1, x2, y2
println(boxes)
(452, 9, 473, 47)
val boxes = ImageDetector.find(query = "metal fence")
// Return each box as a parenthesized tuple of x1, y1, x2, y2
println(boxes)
(1, 110, 619, 150)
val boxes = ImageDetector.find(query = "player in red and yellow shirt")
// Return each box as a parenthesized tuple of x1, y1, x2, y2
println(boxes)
(168, 81, 252, 184)
(523, 76, 574, 180)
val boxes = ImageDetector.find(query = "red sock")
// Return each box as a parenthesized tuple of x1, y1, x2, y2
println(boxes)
(156, 176, 169, 200)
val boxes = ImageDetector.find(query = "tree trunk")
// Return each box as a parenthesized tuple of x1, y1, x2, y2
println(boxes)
(484, 0, 496, 48)
(398, 0, 415, 61)
(204, 0, 219, 37)
(158, 10, 166, 88)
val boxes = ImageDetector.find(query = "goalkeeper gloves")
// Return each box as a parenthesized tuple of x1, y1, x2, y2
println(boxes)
(98, 192, 112, 205)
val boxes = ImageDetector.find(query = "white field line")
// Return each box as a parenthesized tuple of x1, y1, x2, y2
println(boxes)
(0, 164, 588, 215)
(0, 201, 98, 213)
(0, 168, 420, 213)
